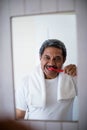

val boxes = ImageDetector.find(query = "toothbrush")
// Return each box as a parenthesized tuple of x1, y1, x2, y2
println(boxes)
(48, 67, 64, 72)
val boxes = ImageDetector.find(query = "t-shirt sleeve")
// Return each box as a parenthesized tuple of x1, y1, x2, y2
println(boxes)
(15, 77, 28, 111)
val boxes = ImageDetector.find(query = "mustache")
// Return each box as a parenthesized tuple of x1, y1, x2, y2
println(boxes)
(46, 65, 58, 69)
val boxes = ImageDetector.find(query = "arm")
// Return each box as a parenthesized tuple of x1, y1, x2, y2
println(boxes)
(16, 109, 26, 119)
(64, 64, 77, 76)
(15, 77, 29, 120)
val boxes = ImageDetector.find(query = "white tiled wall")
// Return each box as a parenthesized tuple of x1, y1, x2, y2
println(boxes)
(0, 0, 87, 130)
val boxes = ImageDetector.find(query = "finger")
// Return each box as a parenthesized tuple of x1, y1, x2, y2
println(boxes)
(63, 64, 73, 71)
(67, 70, 77, 76)
(64, 65, 73, 73)
(64, 64, 77, 76)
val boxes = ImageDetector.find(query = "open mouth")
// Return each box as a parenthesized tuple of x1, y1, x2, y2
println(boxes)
(46, 65, 57, 72)
(46, 66, 63, 73)
(46, 65, 57, 69)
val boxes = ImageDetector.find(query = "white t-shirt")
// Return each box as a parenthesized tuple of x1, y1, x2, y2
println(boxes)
(15, 76, 78, 121)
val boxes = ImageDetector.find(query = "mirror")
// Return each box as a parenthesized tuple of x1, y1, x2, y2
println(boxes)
(11, 13, 78, 121)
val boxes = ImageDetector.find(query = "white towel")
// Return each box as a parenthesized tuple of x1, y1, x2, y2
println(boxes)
(28, 65, 77, 107)
(58, 73, 77, 100)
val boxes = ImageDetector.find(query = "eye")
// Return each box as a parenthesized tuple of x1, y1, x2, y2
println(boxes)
(54, 56, 61, 62)
(44, 55, 50, 60)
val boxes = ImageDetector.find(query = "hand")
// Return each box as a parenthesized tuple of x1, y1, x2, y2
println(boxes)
(0, 118, 31, 130)
(64, 64, 77, 76)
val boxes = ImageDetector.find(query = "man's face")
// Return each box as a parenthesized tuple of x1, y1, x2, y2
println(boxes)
(40, 47, 65, 79)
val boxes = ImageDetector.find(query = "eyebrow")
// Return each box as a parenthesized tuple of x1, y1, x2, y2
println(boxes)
(44, 55, 62, 59)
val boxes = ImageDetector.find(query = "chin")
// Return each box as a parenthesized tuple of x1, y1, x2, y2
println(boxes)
(45, 73, 58, 79)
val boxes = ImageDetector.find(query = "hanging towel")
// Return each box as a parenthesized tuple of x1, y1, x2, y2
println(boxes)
(28, 65, 77, 107)
(57, 72, 77, 100)
(28, 65, 46, 107)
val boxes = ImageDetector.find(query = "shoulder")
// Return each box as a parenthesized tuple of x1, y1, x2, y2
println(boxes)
(29, 64, 43, 78)
(16, 75, 29, 93)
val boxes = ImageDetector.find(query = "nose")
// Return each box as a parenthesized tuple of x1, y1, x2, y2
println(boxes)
(49, 58, 56, 66)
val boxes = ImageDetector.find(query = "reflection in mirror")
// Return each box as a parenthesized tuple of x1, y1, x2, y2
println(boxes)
(11, 13, 78, 121)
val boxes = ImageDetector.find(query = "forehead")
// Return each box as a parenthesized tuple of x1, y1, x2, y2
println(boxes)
(43, 47, 63, 55)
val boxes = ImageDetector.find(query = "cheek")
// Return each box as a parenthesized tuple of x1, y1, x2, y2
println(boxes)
(40, 59, 47, 68)
(40, 57, 48, 64)
(56, 62, 64, 67)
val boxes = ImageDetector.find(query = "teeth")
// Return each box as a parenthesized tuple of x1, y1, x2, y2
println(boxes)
(46, 66, 50, 69)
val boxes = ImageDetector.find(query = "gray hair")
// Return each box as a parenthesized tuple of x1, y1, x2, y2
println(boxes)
(39, 39, 67, 59)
